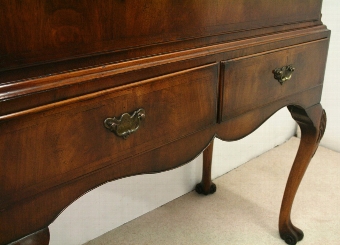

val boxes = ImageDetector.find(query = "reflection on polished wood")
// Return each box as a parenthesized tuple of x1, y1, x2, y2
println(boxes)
(279, 104, 327, 245)
(0, 1, 330, 244)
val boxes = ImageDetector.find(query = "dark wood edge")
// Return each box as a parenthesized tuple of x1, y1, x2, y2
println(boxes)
(8, 228, 49, 245)
(0, 26, 330, 117)
(0, 63, 218, 123)
(0, 19, 321, 78)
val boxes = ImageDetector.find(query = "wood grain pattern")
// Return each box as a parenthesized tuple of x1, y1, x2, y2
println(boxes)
(220, 39, 329, 121)
(217, 86, 324, 141)
(0, 0, 322, 72)
(0, 1, 330, 244)
(0, 25, 330, 117)
(0, 64, 218, 206)
(0, 127, 216, 245)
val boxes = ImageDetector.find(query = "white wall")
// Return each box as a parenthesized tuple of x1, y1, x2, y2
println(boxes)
(48, 1, 340, 243)
(319, 0, 340, 152)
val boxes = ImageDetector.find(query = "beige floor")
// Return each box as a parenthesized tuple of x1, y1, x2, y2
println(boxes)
(84, 137, 340, 245)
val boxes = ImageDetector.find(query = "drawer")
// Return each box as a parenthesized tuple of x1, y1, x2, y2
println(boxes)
(219, 39, 329, 121)
(0, 63, 218, 197)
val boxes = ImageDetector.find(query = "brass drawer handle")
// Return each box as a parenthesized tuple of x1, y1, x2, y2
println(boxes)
(104, 108, 145, 139)
(273, 65, 295, 85)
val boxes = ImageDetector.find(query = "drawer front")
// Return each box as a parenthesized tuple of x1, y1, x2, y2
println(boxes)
(220, 39, 329, 121)
(0, 63, 218, 197)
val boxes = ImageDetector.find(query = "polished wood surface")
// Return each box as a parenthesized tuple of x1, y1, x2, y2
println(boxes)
(0, 1, 330, 244)
(220, 40, 329, 121)
(280, 104, 327, 244)
(0, 0, 322, 74)
(0, 64, 218, 202)
(8, 229, 50, 245)
(195, 140, 217, 195)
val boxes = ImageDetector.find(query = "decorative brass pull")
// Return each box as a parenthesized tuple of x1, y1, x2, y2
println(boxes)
(104, 108, 145, 139)
(273, 65, 295, 85)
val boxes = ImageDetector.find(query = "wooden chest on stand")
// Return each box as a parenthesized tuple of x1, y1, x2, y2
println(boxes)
(0, 1, 330, 244)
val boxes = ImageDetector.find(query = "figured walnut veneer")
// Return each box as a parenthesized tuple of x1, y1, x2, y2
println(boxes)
(0, 1, 330, 245)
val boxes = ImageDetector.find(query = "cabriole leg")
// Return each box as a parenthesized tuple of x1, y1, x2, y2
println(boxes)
(195, 139, 217, 195)
(8, 228, 50, 245)
(279, 104, 326, 245)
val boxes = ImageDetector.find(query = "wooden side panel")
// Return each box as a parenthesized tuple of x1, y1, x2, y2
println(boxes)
(220, 39, 329, 121)
(0, 64, 218, 206)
